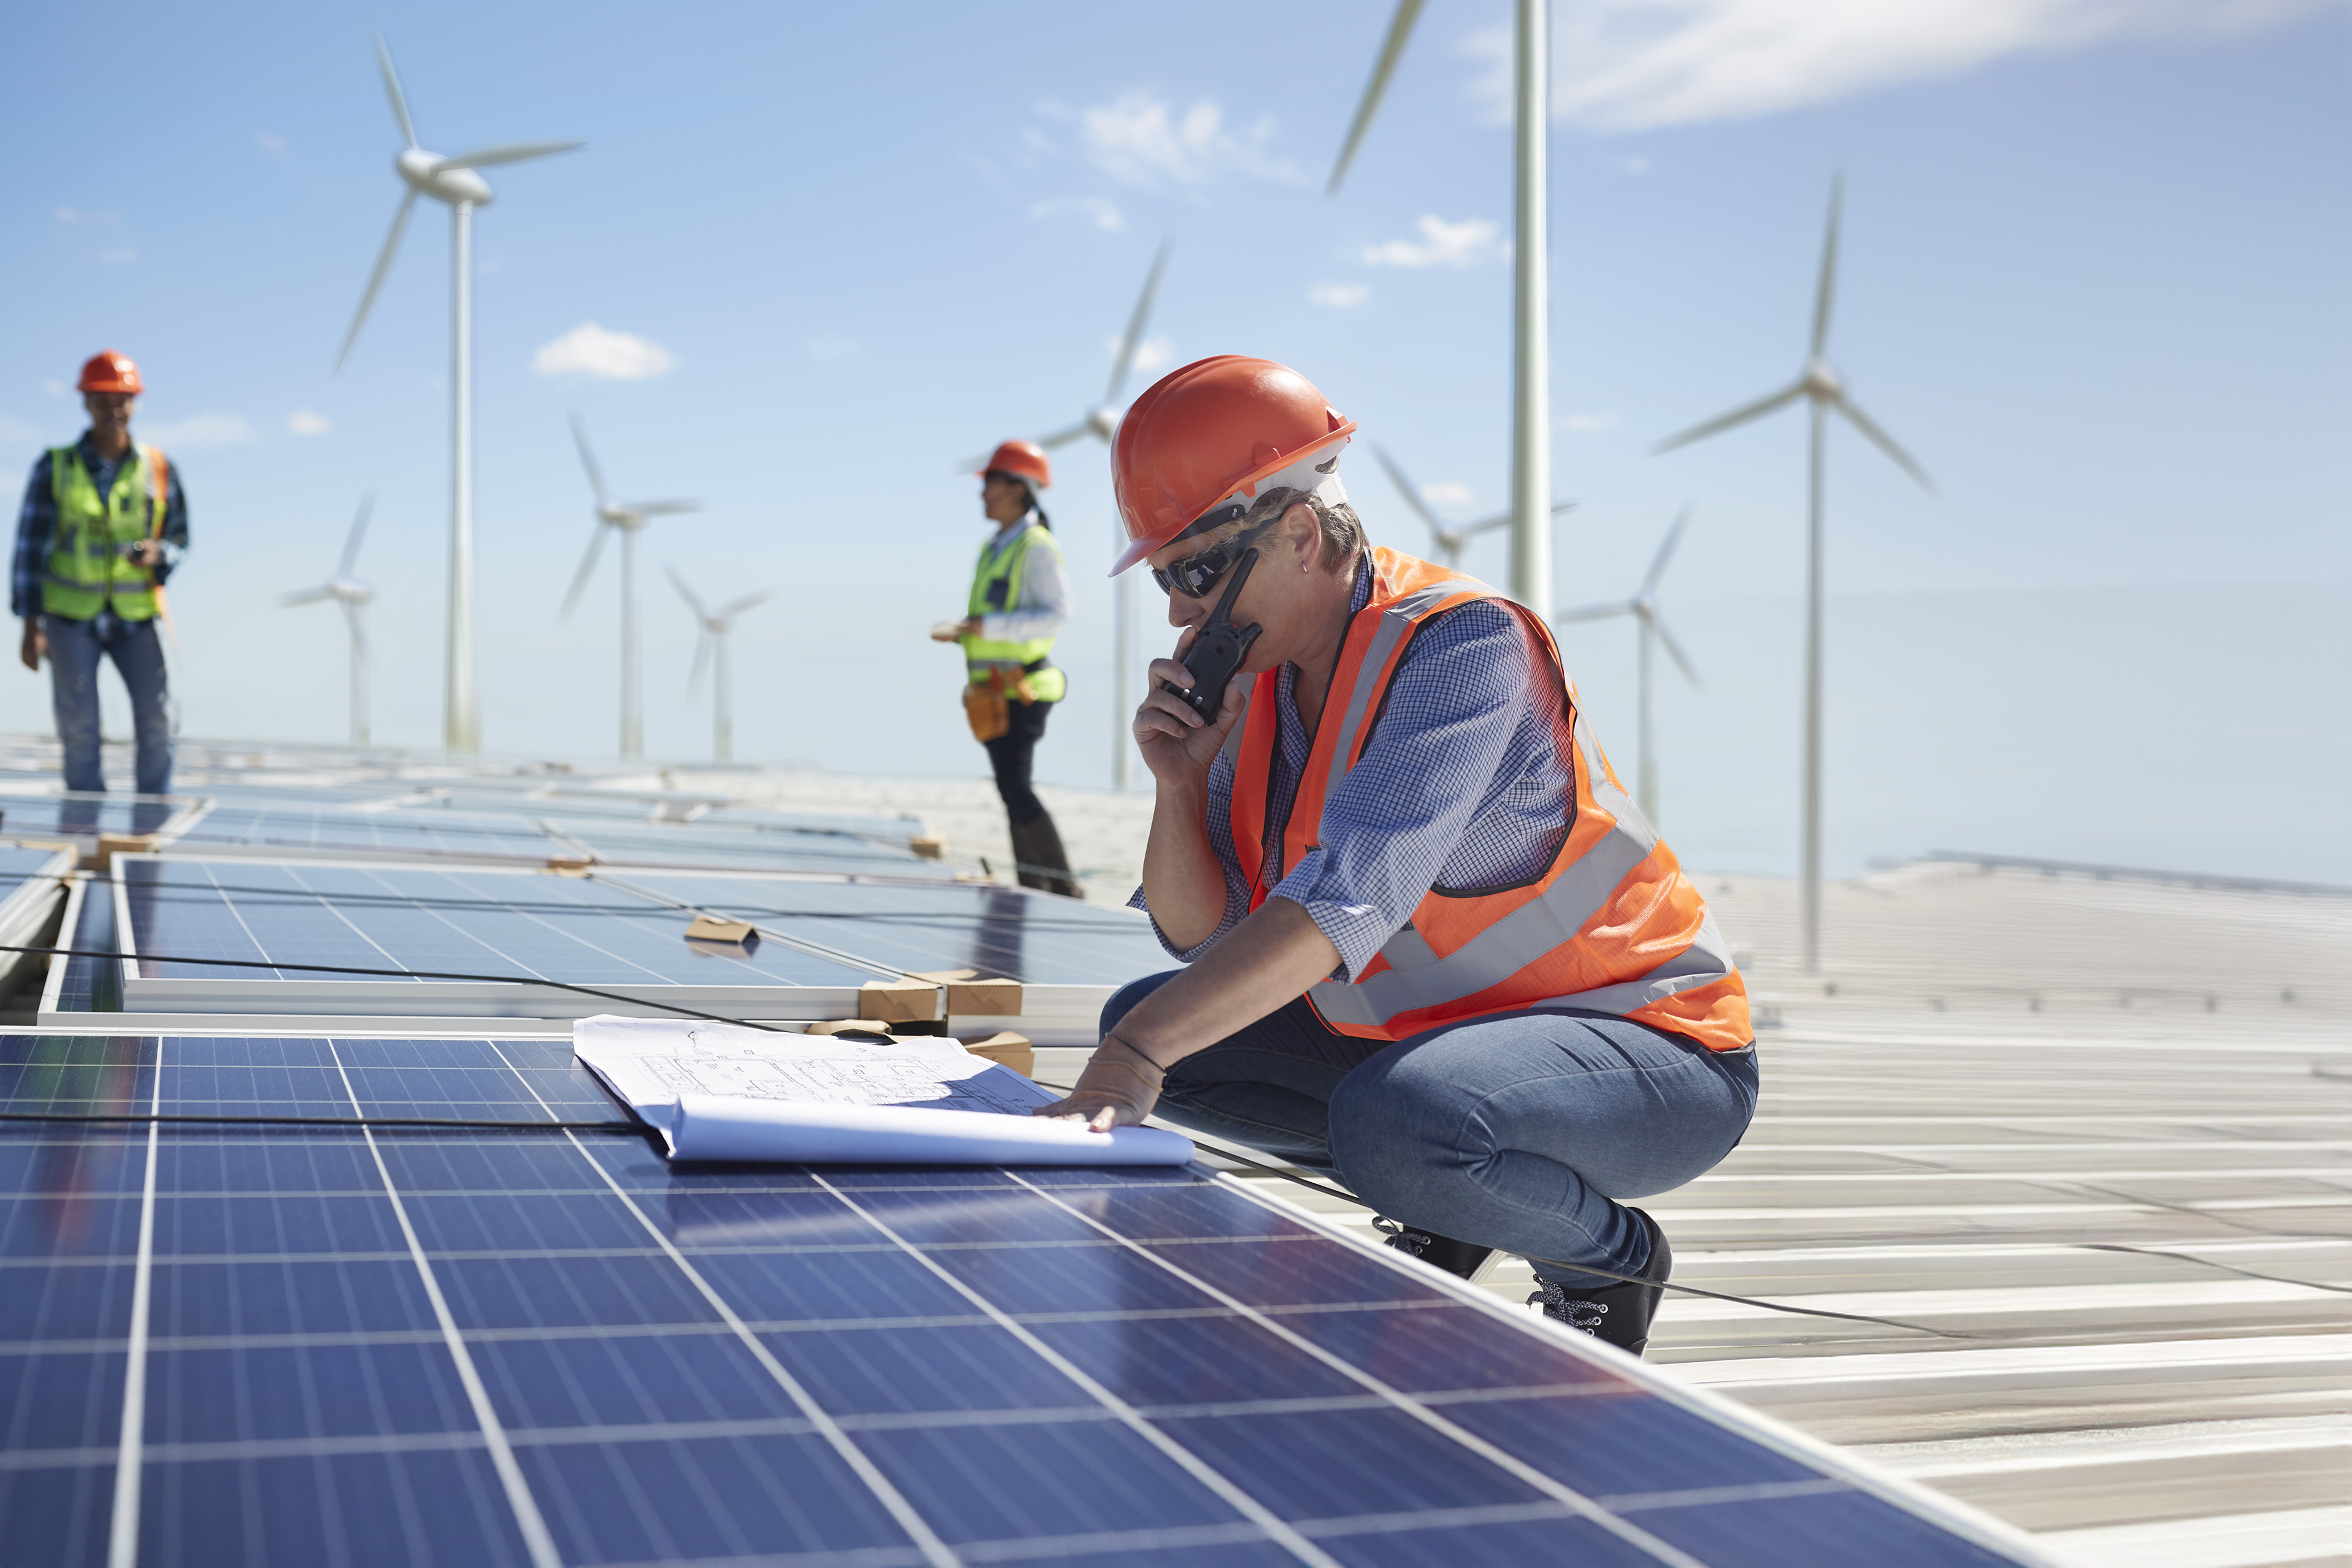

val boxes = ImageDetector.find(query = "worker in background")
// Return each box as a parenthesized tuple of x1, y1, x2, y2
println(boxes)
(12, 351, 184, 815)
(931, 440, 1080, 897)
(1038, 357, 1757, 1358)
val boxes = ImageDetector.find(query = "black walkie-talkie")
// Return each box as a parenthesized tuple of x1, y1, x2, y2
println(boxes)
(1164, 548, 1264, 720)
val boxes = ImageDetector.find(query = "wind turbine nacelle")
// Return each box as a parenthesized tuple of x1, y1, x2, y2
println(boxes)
(1800, 360, 1843, 400)
(1087, 407, 1120, 442)
(330, 578, 376, 603)
(396, 149, 493, 206)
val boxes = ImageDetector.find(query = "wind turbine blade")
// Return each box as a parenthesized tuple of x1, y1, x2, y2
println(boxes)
(560, 525, 608, 620)
(375, 37, 418, 151)
(1464, 513, 1511, 536)
(687, 631, 713, 696)
(1103, 238, 1173, 406)
(629, 500, 701, 517)
(337, 495, 374, 579)
(432, 141, 585, 172)
(335, 189, 417, 371)
(1653, 380, 1806, 453)
(1033, 421, 1095, 450)
(1327, 0, 1427, 195)
(280, 587, 333, 608)
(1639, 505, 1694, 600)
(1811, 172, 1844, 358)
(1554, 601, 1634, 625)
(1371, 445, 1444, 533)
(1833, 394, 1936, 492)
(717, 589, 774, 619)
(664, 563, 709, 620)
(567, 412, 609, 505)
(1653, 615, 1703, 688)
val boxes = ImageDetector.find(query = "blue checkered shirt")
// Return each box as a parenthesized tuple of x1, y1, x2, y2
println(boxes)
(1132, 557, 1576, 981)
(13, 435, 189, 620)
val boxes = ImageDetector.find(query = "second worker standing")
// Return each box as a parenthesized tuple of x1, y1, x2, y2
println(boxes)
(933, 440, 1081, 897)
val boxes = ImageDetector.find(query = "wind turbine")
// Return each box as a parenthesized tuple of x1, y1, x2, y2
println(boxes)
(335, 36, 581, 755)
(1556, 508, 1700, 830)
(668, 568, 772, 766)
(281, 497, 377, 748)
(1331, 0, 1553, 620)
(1654, 177, 1932, 973)
(1372, 445, 1575, 569)
(562, 415, 701, 760)
(977, 239, 1171, 793)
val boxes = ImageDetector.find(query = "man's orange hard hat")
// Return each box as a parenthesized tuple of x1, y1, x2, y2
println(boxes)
(978, 440, 1052, 491)
(77, 350, 143, 396)
(1110, 356, 1355, 576)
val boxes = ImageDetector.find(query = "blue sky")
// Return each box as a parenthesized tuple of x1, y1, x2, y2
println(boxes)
(1, 1, 2345, 879)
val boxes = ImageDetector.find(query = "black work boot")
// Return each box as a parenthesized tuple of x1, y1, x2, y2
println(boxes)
(1376, 1216, 1497, 1282)
(1009, 814, 1081, 898)
(1527, 1208, 1673, 1357)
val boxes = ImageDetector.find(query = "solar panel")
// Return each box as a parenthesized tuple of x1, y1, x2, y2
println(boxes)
(111, 858, 894, 1023)
(40, 872, 119, 1018)
(0, 1031, 2038, 1567)
(0, 793, 181, 839)
(164, 804, 570, 865)
(541, 819, 957, 880)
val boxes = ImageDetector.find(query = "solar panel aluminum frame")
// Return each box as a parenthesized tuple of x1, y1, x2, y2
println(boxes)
(107, 853, 894, 1029)
(148, 798, 574, 869)
(593, 865, 1137, 1046)
(0, 843, 75, 996)
(32, 867, 91, 1021)
(1213, 1172, 2064, 1567)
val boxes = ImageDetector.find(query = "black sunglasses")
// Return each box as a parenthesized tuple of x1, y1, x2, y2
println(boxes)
(1150, 517, 1270, 598)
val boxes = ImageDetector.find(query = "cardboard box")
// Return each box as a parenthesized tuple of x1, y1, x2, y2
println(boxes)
(910, 970, 1023, 1017)
(908, 835, 947, 861)
(859, 978, 939, 1023)
(683, 914, 757, 945)
(92, 833, 157, 873)
(962, 1031, 1034, 1077)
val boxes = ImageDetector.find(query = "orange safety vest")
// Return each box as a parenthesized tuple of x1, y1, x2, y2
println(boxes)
(1231, 547, 1751, 1051)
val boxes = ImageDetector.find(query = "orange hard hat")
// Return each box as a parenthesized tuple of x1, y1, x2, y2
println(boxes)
(1110, 355, 1355, 575)
(978, 440, 1051, 491)
(77, 350, 143, 396)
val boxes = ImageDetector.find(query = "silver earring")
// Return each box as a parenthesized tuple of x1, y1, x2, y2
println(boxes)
(1301, 562, 1310, 573)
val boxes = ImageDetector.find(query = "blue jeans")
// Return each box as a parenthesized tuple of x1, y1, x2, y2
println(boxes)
(1104, 973, 1758, 1289)
(44, 611, 173, 797)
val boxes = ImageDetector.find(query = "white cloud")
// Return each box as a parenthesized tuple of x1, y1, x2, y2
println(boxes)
(142, 414, 257, 451)
(257, 131, 288, 155)
(1111, 334, 1174, 375)
(287, 410, 332, 437)
(1064, 93, 1303, 189)
(1030, 196, 1126, 231)
(1422, 481, 1475, 508)
(52, 206, 118, 226)
(532, 322, 676, 381)
(1516, 0, 2326, 130)
(1362, 216, 1505, 270)
(807, 336, 860, 360)
(1308, 281, 1373, 309)
(1560, 410, 1623, 434)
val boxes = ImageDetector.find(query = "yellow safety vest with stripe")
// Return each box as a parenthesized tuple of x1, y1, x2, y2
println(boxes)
(960, 520, 1066, 704)
(44, 444, 165, 622)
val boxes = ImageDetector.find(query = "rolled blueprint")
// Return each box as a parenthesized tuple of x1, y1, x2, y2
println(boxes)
(668, 1093, 1194, 1167)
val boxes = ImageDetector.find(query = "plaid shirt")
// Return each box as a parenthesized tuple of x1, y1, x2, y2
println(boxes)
(1133, 557, 1578, 981)
(12, 433, 189, 619)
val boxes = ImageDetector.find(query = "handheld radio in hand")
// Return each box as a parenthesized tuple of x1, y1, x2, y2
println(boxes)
(1164, 548, 1263, 720)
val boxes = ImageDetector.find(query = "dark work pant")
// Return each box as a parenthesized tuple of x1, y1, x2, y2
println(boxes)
(1102, 972, 1758, 1289)
(982, 697, 1053, 826)
(45, 611, 172, 797)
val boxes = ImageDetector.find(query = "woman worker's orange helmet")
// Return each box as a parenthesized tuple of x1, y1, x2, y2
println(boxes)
(978, 440, 1052, 491)
(77, 350, 143, 396)
(1109, 356, 1355, 576)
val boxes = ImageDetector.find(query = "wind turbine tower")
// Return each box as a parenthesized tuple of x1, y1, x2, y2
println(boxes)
(281, 497, 377, 748)
(1330, 0, 1553, 620)
(669, 568, 772, 766)
(1655, 178, 1932, 972)
(562, 415, 701, 760)
(336, 37, 581, 754)
(1555, 508, 1701, 829)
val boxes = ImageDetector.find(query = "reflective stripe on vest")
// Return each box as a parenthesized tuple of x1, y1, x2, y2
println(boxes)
(1229, 546, 1751, 1052)
(43, 444, 162, 622)
(962, 520, 1066, 703)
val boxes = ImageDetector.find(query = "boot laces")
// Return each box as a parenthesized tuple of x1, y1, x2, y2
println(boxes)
(1373, 1216, 1436, 1257)
(1528, 1280, 1609, 1334)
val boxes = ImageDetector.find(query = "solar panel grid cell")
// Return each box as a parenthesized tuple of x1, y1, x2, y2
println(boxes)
(170, 805, 568, 864)
(0, 1035, 2032, 1567)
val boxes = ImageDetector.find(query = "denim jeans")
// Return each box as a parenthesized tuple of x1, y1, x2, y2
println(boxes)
(1103, 973, 1758, 1289)
(44, 611, 173, 797)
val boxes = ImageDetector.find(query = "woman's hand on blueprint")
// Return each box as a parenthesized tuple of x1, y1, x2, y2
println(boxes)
(1034, 1034, 1164, 1130)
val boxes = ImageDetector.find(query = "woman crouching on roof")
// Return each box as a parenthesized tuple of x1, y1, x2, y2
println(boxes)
(1036, 356, 1757, 1358)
